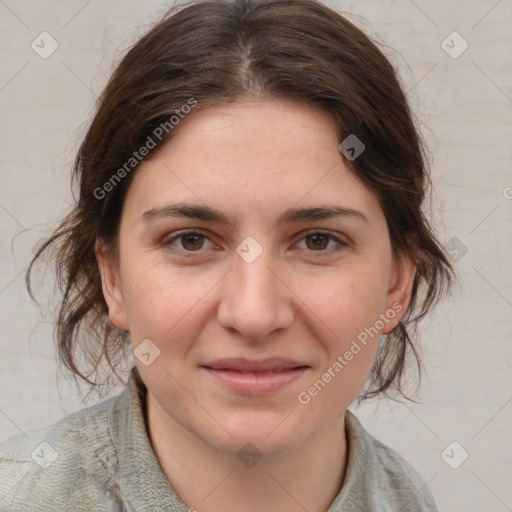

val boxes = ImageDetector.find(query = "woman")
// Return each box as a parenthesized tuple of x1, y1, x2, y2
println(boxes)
(0, 0, 453, 510)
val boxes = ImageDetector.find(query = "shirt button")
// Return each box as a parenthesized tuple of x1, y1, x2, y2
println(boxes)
(105, 484, 124, 511)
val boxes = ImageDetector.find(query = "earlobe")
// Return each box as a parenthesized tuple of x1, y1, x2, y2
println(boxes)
(95, 240, 130, 331)
(382, 253, 417, 334)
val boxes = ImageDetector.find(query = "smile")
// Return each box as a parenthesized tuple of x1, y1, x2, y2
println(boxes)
(201, 365, 309, 395)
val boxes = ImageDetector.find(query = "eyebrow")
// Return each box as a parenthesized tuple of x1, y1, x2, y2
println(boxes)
(142, 202, 369, 228)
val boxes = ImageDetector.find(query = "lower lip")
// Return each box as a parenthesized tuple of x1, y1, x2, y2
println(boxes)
(201, 366, 308, 395)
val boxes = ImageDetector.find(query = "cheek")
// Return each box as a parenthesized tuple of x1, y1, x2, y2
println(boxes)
(120, 256, 223, 349)
(294, 268, 389, 401)
(302, 267, 390, 341)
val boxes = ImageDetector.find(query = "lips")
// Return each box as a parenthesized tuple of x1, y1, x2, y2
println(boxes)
(201, 357, 309, 373)
(200, 358, 310, 395)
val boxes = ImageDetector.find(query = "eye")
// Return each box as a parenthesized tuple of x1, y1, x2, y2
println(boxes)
(295, 230, 347, 254)
(161, 228, 348, 257)
(162, 230, 215, 253)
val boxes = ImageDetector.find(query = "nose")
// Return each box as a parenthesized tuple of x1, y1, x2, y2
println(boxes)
(216, 243, 294, 342)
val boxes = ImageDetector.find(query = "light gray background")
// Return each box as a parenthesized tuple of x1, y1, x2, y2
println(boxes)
(1, 1, 511, 511)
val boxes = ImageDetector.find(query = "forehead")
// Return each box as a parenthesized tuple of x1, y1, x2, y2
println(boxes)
(169, 98, 340, 146)
(152, 99, 339, 176)
(122, 99, 380, 224)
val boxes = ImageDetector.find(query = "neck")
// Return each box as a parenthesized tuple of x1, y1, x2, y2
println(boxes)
(146, 392, 348, 512)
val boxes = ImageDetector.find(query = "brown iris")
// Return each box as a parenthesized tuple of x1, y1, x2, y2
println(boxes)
(181, 233, 205, 251)
(305, 233, 329, 250)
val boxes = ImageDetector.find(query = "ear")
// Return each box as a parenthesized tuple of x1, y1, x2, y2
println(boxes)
(95, 240, 130, 331)
(381, 251, 417, 335)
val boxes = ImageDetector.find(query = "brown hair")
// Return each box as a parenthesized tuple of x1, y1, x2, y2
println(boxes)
(27, 0, 454, 401)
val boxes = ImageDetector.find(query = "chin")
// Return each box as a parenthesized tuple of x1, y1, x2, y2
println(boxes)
(208, 409, 311, 458)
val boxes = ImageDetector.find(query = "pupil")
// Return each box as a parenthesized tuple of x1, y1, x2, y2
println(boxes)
(308, 234, 327, 250)
(183, 234, 203, 250)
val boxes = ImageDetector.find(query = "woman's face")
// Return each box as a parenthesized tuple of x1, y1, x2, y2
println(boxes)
(98, 98, 414, 457)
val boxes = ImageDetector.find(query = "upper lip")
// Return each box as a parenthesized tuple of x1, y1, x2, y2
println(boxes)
(201, 357, 309, 372)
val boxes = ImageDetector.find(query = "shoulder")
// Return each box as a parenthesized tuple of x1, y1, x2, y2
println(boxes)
(0, 395, 119, 511)
(342, 411, 439, 512)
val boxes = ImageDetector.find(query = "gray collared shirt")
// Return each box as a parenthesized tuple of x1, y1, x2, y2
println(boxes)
(1, 366, 438, 511)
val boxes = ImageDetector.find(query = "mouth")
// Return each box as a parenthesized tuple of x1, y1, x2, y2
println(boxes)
(200, 358, 310, 395)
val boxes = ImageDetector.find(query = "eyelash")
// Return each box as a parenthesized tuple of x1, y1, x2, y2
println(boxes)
(161, 229, 348, 257)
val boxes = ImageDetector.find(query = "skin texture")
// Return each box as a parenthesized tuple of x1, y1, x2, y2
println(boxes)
(96, 98, 416, 512)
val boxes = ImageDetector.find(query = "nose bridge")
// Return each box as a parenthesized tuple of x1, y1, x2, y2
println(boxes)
(216, 238, 293, 339)
(234, 245, 276, 301)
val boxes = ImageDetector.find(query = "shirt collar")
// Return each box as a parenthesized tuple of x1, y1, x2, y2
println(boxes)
(108, 365, 185, 511)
